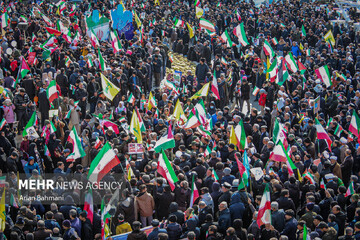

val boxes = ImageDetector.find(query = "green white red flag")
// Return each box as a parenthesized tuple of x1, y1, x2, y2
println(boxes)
(157, 150, 179, 190)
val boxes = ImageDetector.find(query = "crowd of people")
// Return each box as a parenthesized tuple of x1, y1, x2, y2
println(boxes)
(0, 0, 359, 239)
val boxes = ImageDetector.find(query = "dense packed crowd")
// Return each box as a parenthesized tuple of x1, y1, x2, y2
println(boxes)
(0, 0, 359, 239)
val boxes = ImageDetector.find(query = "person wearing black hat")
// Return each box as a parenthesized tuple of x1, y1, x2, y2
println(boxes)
(10, 217, 26, 240)
(115, 214, 132, 235)
(128, 221, 147, 240)
(281, 209, 297, 240)
(147, 219, 168, 240)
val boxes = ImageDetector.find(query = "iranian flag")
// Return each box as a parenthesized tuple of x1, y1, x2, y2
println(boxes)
(301, 25, 306, 37)
(315, 65, 332, 88)
(1, 12, 9, 28)
(127, 93, 135, 103)
(19, 57, 30, 79)
(23, 112, 38, 137)
(211, 168, 219, 182)
(157, 150, 179, 190)
(88, 142, 120, 183)
(31, 33, 37, 43)
(46, 80, 58, 104)
(0, 119, 6, 130)
(45, 27, 62, 36)
(44, 145, 50, 156)
(90, 31, 100, 49)
(252, 86, 260, 96)
(189, 174, 199, 207)
(67, 126, 86, 159)
(234, 119, 248, 151)
(270, 141, 296, 175)
(10, 193, 18, 208)
(84, 189, 94, 224)
(272, 118, 288, 149)
(233, 22, 249, 46)
(211, 72, 220, 100)
(315, 118, 332, 150)
(199, 18, 216, 32)
(154, 124, 175, 153)
(257, 184, 271, 226)
(263, 40, 275, 58)
(194, 0, 200, 6)
(303, 172, 315, 185)
(40, 12, 54, 27)
(267, 58, 278, 82)
(98, 48, 107, 71)
(349, 111, 360, 138)
(69, 4, 76, 17)
(276, 59, 290, 86)
(236, 9, 241, 21)
(284, 53, 298, 73)
(174, 19, 184, 28)
(72, 31, 81, 46)
(320, 179, 326, 189)
(40, 35, 58, 48)
(110, 30, 122, 54)
(220, 29, 233, 47)
(345, 181, 355, 197)
(271, 37, 278, 45)
(94, 137, 101, 149)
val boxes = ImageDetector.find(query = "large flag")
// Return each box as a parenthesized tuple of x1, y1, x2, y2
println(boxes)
(257, 184, 271, 227)
(315, 118, 332, 150)
(315, 65, 332, 88)
(270, 141, 296, 176)
(130, 109, 143, 143)
(233, 23, 249, 46)
(189, 174, 199, 207)
(189, 82, 210, 100)
(88, 142, 120, 183)
(0, 119, 6, 131)
(40, 35, 57, 48)
(157, 150, 179, 190)
(211, 73, 220, 100)
(349, 111, 360, 138)
(186, 23, 195, 38)
(220, 30, 233, 47)
(67, 126, 86, 159)
(154, 124, 175, 153)
(147, 91, 157, 110)
(45, 27, 62, 36)
(84, 189, 94, 224)
(46, 80, 58, 104)
(199, 18, 215, 32)
(303, 224, 310, 240)
(284, 53, 298, 73)
(100, 73, 120, 101)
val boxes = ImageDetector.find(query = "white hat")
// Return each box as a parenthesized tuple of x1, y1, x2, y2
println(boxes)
(340, 137, 347, 144)
(325, 173, 335, 180)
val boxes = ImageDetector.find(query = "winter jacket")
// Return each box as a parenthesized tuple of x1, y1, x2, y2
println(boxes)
(229, 193, 245, 224)
(218, 208, 231, 234)
(135, 192, 155, 218)
(280, 217, 298, 240)
(127, 230, 147, 240)
(166, 222, 182, 240)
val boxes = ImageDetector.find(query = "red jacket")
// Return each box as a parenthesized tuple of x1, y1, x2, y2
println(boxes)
(259, 93, 267, 106)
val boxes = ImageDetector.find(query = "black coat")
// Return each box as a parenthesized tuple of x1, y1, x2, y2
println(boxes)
(38, 89, 50, 114)
(81, 218, 93, 239)
(154, 189, 175, 220)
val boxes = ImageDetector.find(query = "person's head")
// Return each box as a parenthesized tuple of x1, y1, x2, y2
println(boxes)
(79, 211, 87, 221)
(285, 209, 294, 220)
(187, 231, 196, 240)
(332, 205, 341, 214)
(271, 202, 279, 212)
(219, 201, 228, 211)
(132, 221, 141, 231)
(62, 220, 71, 230)
(69, 209, 77, 220)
